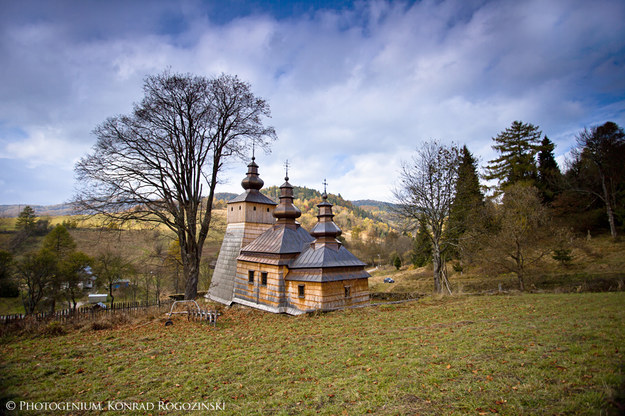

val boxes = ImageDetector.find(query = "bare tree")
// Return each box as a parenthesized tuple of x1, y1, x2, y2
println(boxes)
(74, 71, 276, 299)
(393, 141, 459, 293)
(93, 251, 135, 306)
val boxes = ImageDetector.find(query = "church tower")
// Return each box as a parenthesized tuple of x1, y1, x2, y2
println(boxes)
(207, 157, 277, 305)
(234, 173, 315, 313)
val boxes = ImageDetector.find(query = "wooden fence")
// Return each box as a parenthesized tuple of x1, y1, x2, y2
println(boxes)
(0, 300, 173, 325)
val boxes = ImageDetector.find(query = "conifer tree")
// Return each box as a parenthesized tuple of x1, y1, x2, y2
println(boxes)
(411, 217, 431, 267)
(446, 145, 484, 255)
(15, 206, 36, 232)
(536, 136, 562, 203)
(41, 224, 77, 257)
(484, 121, 542, 194)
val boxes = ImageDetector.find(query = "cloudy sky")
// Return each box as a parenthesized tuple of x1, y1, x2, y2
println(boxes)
(1, 0, 624, 206)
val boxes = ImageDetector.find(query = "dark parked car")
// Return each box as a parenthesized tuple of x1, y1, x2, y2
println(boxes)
(383, 277, 395, 283)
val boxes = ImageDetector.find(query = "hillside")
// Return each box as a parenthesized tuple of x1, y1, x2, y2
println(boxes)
(260, 185, 391, 237)
(213, 186, 393, 240)
(0, 203, 74, 217)
(1, 193, 393, 225)
(352, 199, 395, 210)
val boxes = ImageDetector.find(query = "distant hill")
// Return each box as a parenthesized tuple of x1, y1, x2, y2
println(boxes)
(215, 192, 239, 202)
(351, 200, 398, 228)
(256, 186, 392, 237)
(0, 204, 75, 218)
(352, 199, 396, 211)
(0, 192, 396, 237)
(261, 185, 382, 220)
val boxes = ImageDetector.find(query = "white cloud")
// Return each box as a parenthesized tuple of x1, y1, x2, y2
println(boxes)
(0, 0, 624, 204)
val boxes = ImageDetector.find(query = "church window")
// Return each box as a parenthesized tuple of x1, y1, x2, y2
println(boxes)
(344, 286, 351, 298)
(248, 270, 254, 284)
(298, 284, 305, 298)
(261, 272, 268, 286)
(253, 206, 256, 211)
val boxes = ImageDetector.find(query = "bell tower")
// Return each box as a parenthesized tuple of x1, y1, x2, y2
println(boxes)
(207, 157, 277, 305)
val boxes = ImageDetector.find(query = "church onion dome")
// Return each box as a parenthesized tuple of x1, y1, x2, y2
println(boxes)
(273, 175, 301, 223)
(229, 156, 277, 205)
(241, 157, 264, 191)
(310, 192, 342, 247)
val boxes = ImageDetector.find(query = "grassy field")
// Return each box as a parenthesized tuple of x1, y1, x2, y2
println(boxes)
(1, 292, 624, 415)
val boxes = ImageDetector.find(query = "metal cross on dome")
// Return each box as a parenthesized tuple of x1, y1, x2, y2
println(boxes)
(323, 178, 328, 195)
(284, 159, 290, 180)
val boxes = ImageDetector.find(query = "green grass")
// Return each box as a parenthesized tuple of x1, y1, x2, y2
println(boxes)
(1, 292, 624, 415)
(0, 297, 23, 315)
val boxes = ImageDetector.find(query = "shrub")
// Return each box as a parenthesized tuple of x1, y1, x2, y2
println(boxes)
(553, 248, 573, 266)
(41, 321, 67, 337)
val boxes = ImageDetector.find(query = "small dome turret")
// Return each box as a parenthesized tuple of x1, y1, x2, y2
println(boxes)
(273, 175, 301, 224)
(241, 157, 264, 191)
(310, 188, 342, 249)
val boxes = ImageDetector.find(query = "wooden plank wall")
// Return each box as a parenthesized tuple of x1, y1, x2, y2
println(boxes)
(286, 278, 369, 311)
(227, 202, 275, 225)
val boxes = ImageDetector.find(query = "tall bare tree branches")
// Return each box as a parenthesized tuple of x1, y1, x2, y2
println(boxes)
(74, 71, 276, 299)
(393, 141, 459, 293)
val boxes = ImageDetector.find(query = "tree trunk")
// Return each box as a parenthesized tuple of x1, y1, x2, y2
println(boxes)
(432, 244, 442, 294)
(183, 242, 201, 300)
(513, 238, 526, 291)
(600, 173, 617, 239)
(109, 283, 115, 306)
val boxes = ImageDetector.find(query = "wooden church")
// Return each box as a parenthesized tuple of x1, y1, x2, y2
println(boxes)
(207, 157, 370, 314)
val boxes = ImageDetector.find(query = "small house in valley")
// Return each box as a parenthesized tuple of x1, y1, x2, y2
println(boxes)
(207, 158, 370, 314)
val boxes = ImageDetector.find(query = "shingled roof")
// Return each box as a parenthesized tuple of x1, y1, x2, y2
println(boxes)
(240, 225, 314, 255)
(229, 191, 276, 205)
(237, 173, 314, 263)
(286, 267, 370, 282)
(289, 243, 366, 269)
(288, 190, 369, 284)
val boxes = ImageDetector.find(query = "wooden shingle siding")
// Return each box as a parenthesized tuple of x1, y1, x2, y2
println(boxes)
(233, 261, 288, 309)
(285, 278, 369, 311)
(208, 222, 274, 305)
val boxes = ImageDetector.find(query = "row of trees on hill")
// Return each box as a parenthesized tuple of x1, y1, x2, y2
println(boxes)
(1, 212, 217, 314)
(395, 120, 625, 293)
(1, 224, 92, 313)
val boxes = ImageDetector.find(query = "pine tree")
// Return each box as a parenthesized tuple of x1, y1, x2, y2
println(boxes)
(411, 216, 431, 267)
(536, 136, 562, 203)
(41, 225, 77, 258)
(15, 206, 36, 232)
(484, 121, 542, 194)
(393, 255, 402, 270)
(446, 146, 484, 256)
